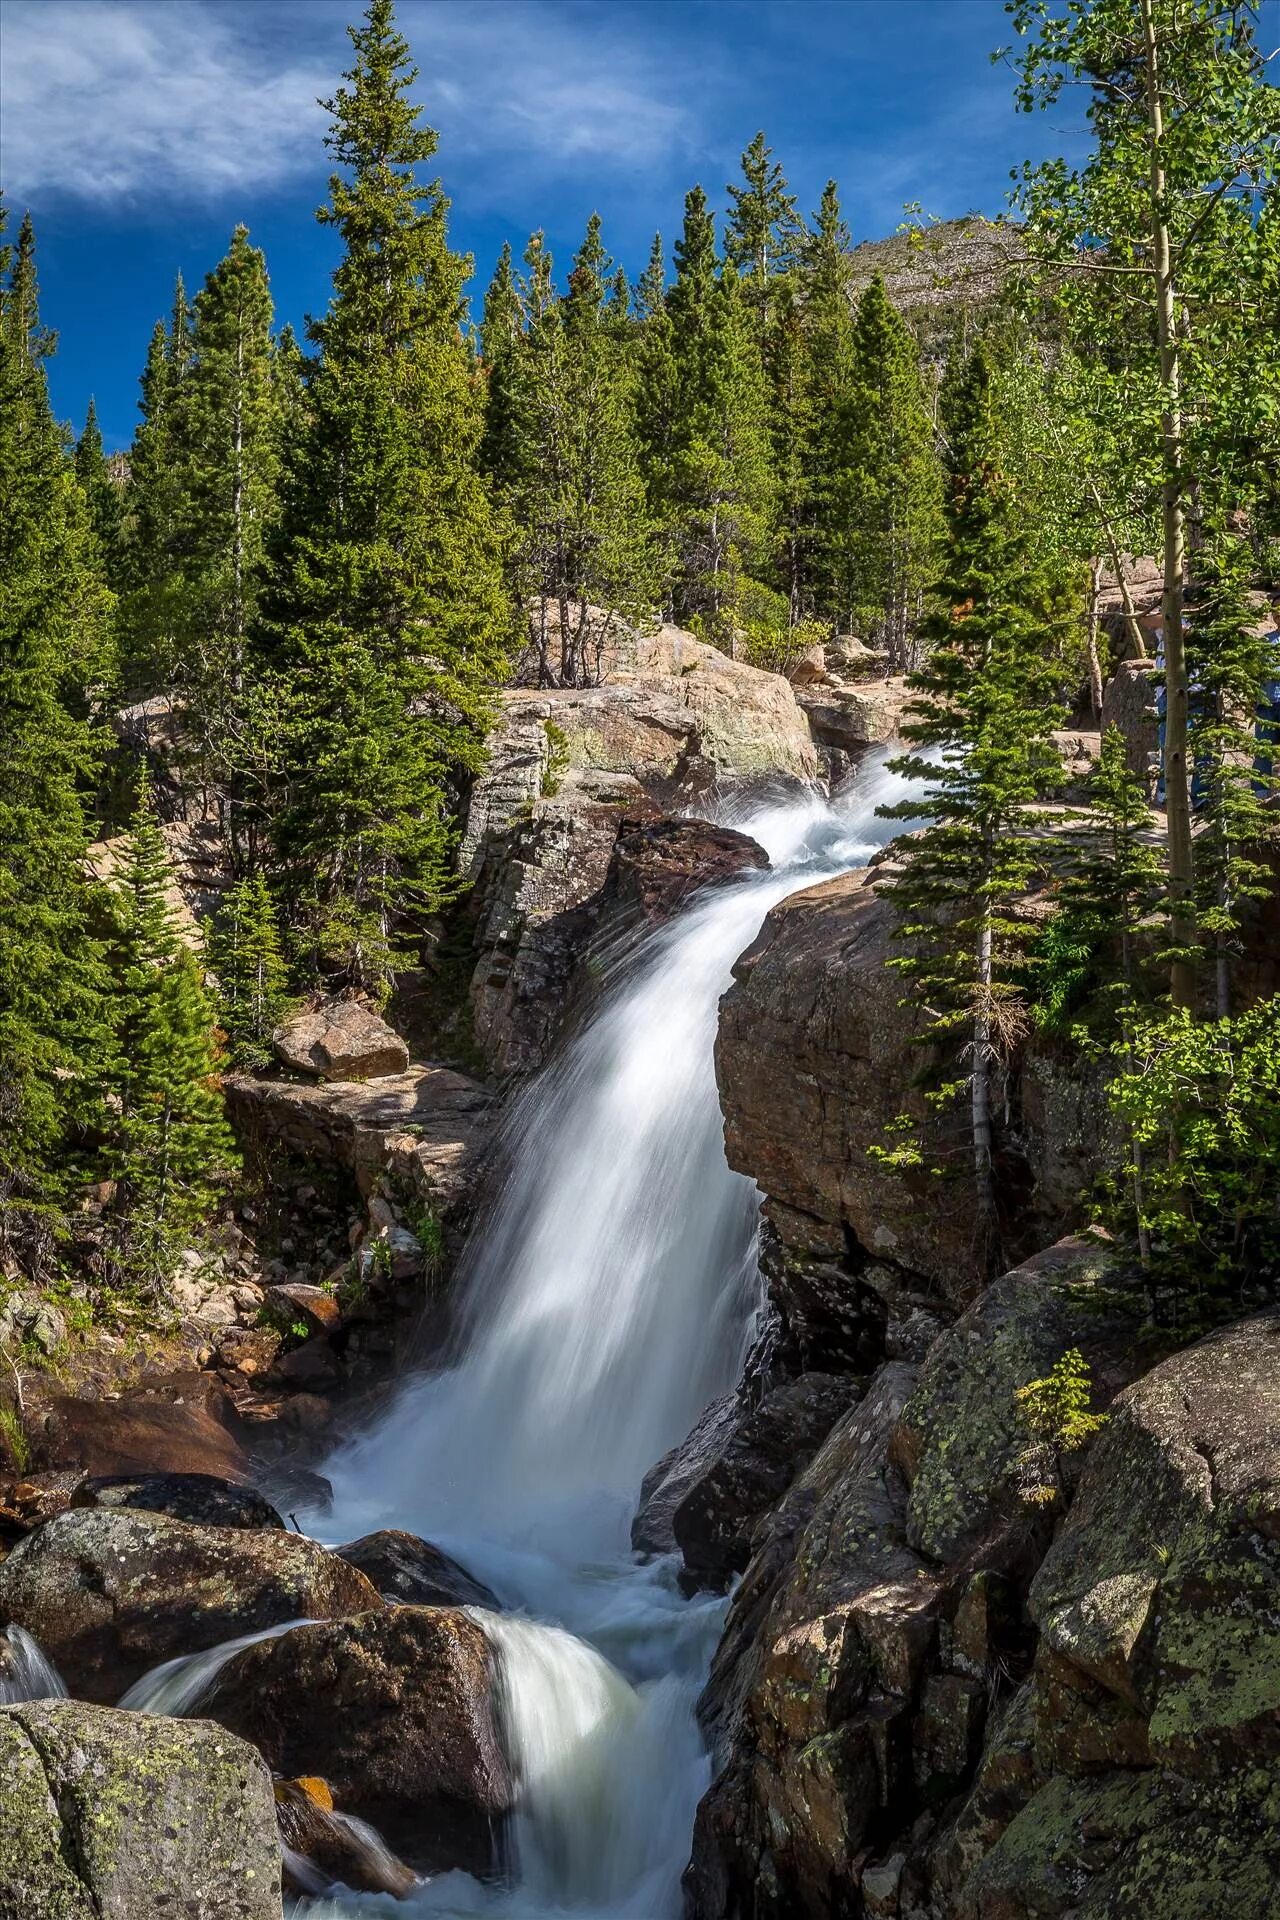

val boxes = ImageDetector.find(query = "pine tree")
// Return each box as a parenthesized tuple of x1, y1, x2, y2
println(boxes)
(1188, 530, 1280, 1017)
(824, 274, 942, 666)
(0, 206, 112, 1268)
(99, 768, 237, 1290)
(74, 398, 124, 572)
(655, 191, 775, 628)
(207, 872, 292, 1068)
(477, 239, 524, 485)
(881, 344, 1068, 1258)
(725, 131, 802, 336)
(255, 0, 508, 993)
(177, 226, 282, 763)
(119, 280, 196, 693)
(500, 221, 658, 685)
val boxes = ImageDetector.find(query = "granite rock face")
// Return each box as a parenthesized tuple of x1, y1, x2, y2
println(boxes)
(0, 1699, 282, 1920)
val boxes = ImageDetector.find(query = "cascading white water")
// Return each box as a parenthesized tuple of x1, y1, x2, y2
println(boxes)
(0, 1624, 68, 1704)
(296, 758, 915, 1918)
(119, 1616, 314, 1716)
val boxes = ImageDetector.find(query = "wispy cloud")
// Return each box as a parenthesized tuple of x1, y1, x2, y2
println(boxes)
(0, 0, 712, 210)
(0, 0, 333, 203)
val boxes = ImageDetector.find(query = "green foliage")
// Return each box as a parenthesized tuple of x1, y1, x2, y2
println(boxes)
(0, 206, 113, 1271)
(1104, 997, 1280, 1308)
(1032, 725, 1163, 1036)
(540, 720, 570, 797)
(880, 342, 1071, 1247)
(255, 0, 509, 993)
(1015, 1346, 1107, 1504)
(73, 398, 124, 568)
(97, 769, 239, 1291)
(819, 273, 943, 666)
(206, 873, 293, 1067)
(0, 1403, 30, 1471)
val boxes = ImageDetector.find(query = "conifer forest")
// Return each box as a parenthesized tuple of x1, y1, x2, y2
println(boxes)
(0, 3, 1278, 1916)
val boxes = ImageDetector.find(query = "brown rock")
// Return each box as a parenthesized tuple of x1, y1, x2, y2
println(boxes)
(262, 1281, 342, 1335)
(1100, 659, 1162, 780)
(69, 1472, 284, 1531)
(31, 1381, 253, 1484)
(274, 995, 410, 1081)
(204, 1606, 513, 1874)
(605, 817, 769, 927)
(0, 1507, 380, 1701)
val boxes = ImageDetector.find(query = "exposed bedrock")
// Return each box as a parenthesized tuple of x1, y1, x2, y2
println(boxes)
(715, 866, 1108, 1311)
(681, 1257, 1280, 1920)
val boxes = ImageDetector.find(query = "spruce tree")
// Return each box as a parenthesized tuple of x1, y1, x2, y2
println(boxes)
(881, 344, 1068, 1259)
(477, 239, 524, 486)
(99, 769, 237, 1290)
(256, 0, 508, 992)
(207, 872, 292, 1068)
(725, 131, 802, 336)
(178, 226, 282, 756)
(500, 221, 658, 685)
(74, 398, 124, 573)
(658, 191, 774, 629)
(120, 282, 196, 693)
(1188, 530, 1280, 1017)
(824, 274, 942, 665)
(0, 206, 112, 1268)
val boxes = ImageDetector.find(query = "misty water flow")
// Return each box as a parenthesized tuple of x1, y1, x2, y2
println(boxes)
(289, 757, 915, 1918)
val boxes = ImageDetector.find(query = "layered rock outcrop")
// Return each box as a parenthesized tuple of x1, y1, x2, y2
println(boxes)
(683, 1256, 1280, 1920)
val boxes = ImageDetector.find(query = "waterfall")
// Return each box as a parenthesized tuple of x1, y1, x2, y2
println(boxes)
(299, 758, 914, 1918)
(120, 1617, 314, 1715)
(0, 1624, 68, 1704)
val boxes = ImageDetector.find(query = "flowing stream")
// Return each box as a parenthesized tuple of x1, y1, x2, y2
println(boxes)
(289, 758, 913, 1917)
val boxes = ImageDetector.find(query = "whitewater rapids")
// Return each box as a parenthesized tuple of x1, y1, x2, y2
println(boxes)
(290, 759, 914, 1918)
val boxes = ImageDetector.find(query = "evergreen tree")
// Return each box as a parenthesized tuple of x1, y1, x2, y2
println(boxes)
(74, 398, 124, 570)
(824, 274, 942, 666)
(477, 239, 524, 485)
(255, 0, 508, 993)
(725, 131, 802, 334)
(119, 281, 196, 693)
(500, 222, 658, 685)
(1188, 530, 1280, 1016)
(655, 191, 775, 628)
(178, 226, 282, 759)
(880, 344, 1068, 1258)
(99, 769, 237, 1290)
(0, 205, 111, 1269)
(206, 872, 292, 1068)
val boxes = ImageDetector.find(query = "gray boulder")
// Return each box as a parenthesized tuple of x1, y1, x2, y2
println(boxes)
(0, 1699, 281, 1919)
(274, 995, 410, 1081)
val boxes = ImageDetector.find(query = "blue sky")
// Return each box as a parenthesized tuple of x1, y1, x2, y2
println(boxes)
(0, 0, 1122, 448)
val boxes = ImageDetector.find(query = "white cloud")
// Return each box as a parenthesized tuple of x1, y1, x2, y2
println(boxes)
(0, 0, 335, 202)
(0, 0, 711, 209)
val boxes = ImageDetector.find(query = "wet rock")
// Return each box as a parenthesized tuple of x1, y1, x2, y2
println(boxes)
(632, 1394, 739, 1556)
(0, 1698, 281, 1919)
(203, 1605, 513, 1874)
(672, 1372, 865, 1590)
(336, 1529, 500, 1610)
(69, 1471, 284, 1531)
(794, 674, 913, 756)
(0, 1507, 379, 1701)
(604, 817, 769, 927)
(275, 1776, 416, 1898)
(274, 994, 410, 1082)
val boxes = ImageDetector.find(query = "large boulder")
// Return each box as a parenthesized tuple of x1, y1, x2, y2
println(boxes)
(604, 817, 768, 927)
(794, 676, 913, 756)
(0, 1507, 379, 1701)
(69, 1471, 284, 1531)
(336, 1529, 500, 1610)
(0, 1699, 281, 1919)
(274, 995, 410, 1081)
(29, 1380, 254, 1485)
(632, 1393, 740, 1556)
(203, 1606, 513, 1874)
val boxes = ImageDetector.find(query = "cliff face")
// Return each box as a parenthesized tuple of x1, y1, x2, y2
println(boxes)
(715, 866, 1104, 1308)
